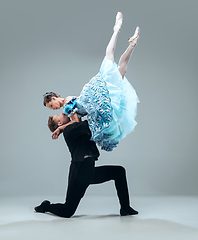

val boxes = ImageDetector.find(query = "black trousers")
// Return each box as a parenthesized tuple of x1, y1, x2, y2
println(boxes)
(47, 158, 130, 218)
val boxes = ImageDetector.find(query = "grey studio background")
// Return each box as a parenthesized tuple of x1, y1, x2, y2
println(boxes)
(0, 0, 197, 198)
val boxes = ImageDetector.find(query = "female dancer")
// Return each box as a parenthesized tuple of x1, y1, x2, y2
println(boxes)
(43, 12, 140, 151)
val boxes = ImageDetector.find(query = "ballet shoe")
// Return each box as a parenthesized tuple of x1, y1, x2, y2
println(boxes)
(128, 26, 140, 47)
(113, 12, 123, 32)
(120, 206, 139, 216)
(34, 200, 50, 213)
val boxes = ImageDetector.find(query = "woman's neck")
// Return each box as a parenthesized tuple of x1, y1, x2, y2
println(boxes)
(59, 98, 65, 107)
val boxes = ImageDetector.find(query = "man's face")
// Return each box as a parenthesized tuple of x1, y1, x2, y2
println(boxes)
(53, 113, 70, 126)
(46, 97, 61, 110)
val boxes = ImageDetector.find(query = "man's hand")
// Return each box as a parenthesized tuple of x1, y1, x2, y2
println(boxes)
(52, 128, 61, 140)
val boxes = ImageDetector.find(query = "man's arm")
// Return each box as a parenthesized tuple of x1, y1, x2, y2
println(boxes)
(51, 121, 73, 139)
(51, 113, 81, 140)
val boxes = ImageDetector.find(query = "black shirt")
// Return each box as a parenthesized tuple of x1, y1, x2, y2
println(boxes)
(63, 120, 100, 162)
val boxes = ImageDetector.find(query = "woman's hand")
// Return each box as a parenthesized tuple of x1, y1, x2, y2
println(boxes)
(52, 128, 61, 140)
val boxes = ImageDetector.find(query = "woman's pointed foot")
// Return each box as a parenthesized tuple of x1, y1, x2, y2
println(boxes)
(128, 26, 140, 47)
(113, 12, 123, 32)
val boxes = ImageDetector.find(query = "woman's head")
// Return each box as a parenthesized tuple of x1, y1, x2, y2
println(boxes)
(43, 92, 62, 110)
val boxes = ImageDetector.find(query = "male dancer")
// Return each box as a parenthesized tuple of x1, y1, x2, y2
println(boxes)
(34, 113, 138, 217)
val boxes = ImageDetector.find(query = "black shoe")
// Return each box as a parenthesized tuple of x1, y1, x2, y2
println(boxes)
(120, 206, 139, 216)
(34, 200, 50, 213)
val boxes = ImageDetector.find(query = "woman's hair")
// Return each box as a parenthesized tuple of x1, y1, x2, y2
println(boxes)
(43, 92, 61, 106)
(48, 116, 58, 132)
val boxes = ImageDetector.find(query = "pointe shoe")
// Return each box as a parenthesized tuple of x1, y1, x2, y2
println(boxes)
(113, 12, 123, 32)
(128, 26, 140, 47)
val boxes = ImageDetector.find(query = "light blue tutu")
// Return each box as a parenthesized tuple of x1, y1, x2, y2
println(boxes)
(76, 57, 139, 151)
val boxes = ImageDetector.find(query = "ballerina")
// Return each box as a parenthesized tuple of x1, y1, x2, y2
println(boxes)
(43, 12, 140, 151)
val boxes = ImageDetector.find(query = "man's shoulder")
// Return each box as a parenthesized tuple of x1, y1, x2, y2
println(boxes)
(64, 120, 88, 130)
(63, 120, 89, 136)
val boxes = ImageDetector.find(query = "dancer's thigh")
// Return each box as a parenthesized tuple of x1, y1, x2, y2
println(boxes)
(66, 159, 95, 199)
(91, 165, 121, 184)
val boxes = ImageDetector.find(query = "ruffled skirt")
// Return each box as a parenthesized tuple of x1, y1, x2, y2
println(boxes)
(78, 57, 139, 151)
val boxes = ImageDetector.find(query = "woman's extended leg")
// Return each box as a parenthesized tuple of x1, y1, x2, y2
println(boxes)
(118, 27, 140, 78)
(106, 12, 123, 61)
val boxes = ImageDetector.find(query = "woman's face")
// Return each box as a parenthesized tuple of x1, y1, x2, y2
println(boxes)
(46, 97, 61, 110)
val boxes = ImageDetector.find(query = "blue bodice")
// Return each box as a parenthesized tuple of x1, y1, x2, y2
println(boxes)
(63, 97, 87, 117)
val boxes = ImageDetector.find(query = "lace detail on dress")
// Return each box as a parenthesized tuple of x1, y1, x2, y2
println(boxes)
(78, 73, 118, 151)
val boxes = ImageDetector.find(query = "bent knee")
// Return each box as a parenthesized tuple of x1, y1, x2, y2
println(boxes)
(63, 208, 75, 218)
(114, 166, 126, 176)
(119, 166, 126, 174)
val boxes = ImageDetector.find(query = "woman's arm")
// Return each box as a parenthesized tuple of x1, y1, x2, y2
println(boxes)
(51, 113, 81, 139)
(70, 112, 80, 122)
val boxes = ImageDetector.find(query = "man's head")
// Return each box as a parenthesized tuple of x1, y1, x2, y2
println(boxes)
(48, 113, 70, 132)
